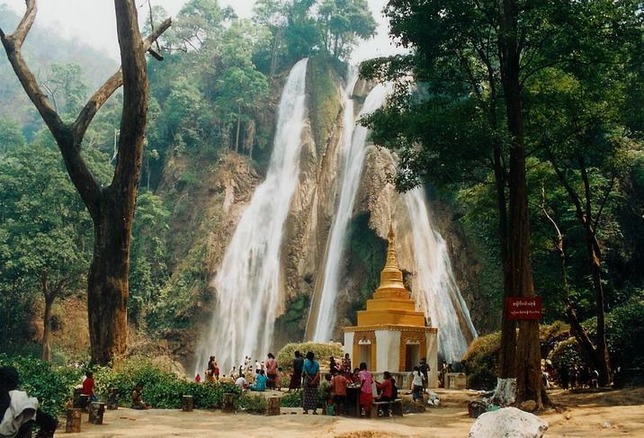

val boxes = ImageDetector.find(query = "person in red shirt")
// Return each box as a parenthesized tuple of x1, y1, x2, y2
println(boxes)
(375, 371, 394, 417)
(81, 371, 97, 402)
(331, 370, 348, 415)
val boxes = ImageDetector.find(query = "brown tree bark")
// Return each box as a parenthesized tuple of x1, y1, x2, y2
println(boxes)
(549, 154, 613, 386)
(498, 0, 545, 407)
(41, 274, 54, 362)
(0, 0, 171, 365)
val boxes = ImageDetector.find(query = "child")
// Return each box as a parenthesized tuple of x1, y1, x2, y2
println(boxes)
(276, 367, 285, 391)
(131, 382, 151, 410)
(320, 374, 334, 415)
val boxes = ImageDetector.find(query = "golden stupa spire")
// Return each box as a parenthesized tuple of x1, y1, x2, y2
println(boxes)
(374, 224, 408, 298)
(355, 223, 426, 327)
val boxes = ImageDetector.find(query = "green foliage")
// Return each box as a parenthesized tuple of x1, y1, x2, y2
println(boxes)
(41, 63, 89, 117)
(129, 192, 170, 328)
(238, 393, 267, 414)
(94, 356, 242, 410)
(0, 118, 25, 155)
(346, 214, 386, 307)
(0, 354, 83, 416)
(307, 55, 343, 152)
(0, 139, 110, 353)
(462, 332, 500, 390)
(317, 0, 377, 59)
(279, 389, 303, 407)
(276, 342, 344, 372)
(147, 240, 209, 333)
(463, 321, 571, 390)
(549, 337, 583, 371)
(588, 294, 644, 369)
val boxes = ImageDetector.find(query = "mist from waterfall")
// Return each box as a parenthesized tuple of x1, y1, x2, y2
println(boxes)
(310, 81, 389, 342)
(194, 58, 308, 374)
(404, 188, 478, 363)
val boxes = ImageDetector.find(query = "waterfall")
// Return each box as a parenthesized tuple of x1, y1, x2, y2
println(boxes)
(309, 81, 389, 342)
(404, 188, 478, 363)
(194, 58, 308, 374)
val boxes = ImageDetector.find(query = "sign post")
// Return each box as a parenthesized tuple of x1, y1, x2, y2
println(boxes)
(506, 297, 543, 320)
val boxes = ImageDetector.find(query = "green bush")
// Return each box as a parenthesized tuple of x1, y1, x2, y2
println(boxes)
(462, 332, 500, 390)
(237, 393, 267, 414)
(94, 356, 241, 410)
(276, 342, 344, 372)
(279, 389, 303, 407)
(0, 354, 82, 416)
(548, 337, 583, 370)
(605, 295, 644, 369)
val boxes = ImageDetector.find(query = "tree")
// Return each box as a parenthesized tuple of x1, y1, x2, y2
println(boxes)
(129, 191, 170, 328)
(317, 0, 377, 59)
(0, 0, 171, 365)
(362, 0, 641, 402)
(0, 139, 111, 360)
(360, 0, 550, 407)
(0, 118, 25, 155)
(525, 0, 642, 385)
(40, 63, 89, 117)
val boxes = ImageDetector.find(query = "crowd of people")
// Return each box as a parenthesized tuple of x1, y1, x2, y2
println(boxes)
(198, 353, 287, 392)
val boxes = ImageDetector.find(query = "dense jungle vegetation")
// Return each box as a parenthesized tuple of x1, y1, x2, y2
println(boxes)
(0, 0, 642, 400)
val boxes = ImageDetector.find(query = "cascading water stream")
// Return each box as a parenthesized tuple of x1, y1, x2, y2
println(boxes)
(194, 58, 308, 374)
(310, 82, 389, 342)
(404, 188, 478, 363)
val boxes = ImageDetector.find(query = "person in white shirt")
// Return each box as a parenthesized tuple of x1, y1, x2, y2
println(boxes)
(411, 366, 425, 402)
(235, 376, 249, 390)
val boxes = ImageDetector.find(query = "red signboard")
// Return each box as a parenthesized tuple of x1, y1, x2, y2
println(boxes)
(506, 297, 543, 320)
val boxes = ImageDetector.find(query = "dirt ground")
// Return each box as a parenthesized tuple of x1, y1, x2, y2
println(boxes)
(64, 387, 644, 437)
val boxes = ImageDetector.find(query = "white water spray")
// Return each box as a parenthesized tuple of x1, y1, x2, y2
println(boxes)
(194, 59, 309, 374)
(310, 82, 389, 342)
(404, 188, 478, 363)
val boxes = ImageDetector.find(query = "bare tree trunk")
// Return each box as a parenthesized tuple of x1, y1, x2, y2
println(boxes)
(41, 277, 54, 362)
(1, 0, 171, 365)
(235, 105, 241, 154)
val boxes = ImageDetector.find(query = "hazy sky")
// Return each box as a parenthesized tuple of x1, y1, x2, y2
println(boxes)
(1, 0, 398, 62)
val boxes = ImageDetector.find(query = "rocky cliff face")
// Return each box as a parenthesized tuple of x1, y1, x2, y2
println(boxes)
(167, 59, 486, 365)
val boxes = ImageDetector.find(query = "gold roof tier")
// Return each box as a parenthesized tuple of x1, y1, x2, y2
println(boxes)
(356, 225, 426, 328)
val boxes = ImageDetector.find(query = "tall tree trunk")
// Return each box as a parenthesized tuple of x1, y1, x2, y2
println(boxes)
(235, 105, 241, 154)
(579, 158, 612, 385)
(87, 190, 133, 364)
(41, 275, 54, 362)
(0, 0, 171, 366)
(498, 0, 544, 407)
(84, 0, 149, 365)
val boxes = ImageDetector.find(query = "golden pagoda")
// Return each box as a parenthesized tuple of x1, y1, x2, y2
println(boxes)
(357, 226, 426, 327)
(343, 225, 438, 385)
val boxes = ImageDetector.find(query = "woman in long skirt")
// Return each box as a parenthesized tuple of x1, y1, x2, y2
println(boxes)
(301, 351, 320, 414)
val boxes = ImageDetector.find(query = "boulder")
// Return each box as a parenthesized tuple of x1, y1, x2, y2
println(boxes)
(469, 407, 548, 438)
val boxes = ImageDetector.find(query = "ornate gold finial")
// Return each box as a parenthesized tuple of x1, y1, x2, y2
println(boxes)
(385, 223, 399, 269)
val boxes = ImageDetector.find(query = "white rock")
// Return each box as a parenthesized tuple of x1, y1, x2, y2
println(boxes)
(469, 407, 549, 438)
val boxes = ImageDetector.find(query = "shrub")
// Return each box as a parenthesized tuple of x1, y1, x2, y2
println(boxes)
(462, 332, 500, 390)
(277, 342, 344, 372)
(605, 295, 644, 369)
(279, 389, 303, 407)
(548, 337, 583, 370)
(0, 354, 82, 416)
(238, 393, 267, 414)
